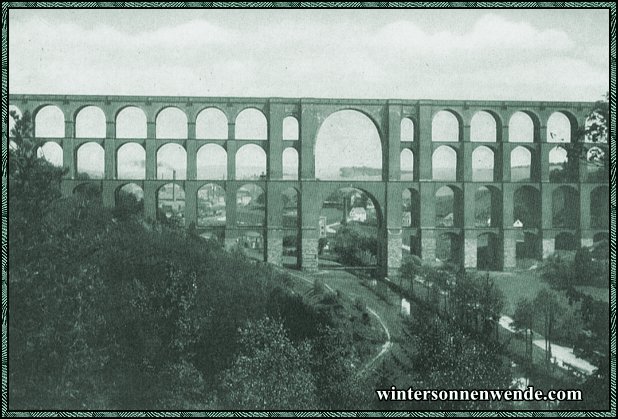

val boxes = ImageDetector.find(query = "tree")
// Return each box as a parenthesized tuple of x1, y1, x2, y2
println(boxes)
(512, 298, 535, 369)
(533, 289, 561, 364)
(8, 110, 66, 217)
(220, 317, 317, 409)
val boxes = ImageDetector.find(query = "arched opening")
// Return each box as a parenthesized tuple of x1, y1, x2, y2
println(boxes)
(75, 106, 106, 138)
(552, 186, 579, 228)
(515, 232, 541, 265)
(509, 111, 535, 143)
(592, 232, 609, 260)
(157, 183, 185, 227)
(197, 184, 226, 228)
(235, 108, 267, 140)
(401, 117, 414, 142)
(36, 142, 63, 167)
(400, 149, 414, 180)
(157, 143, 187, 180)
(471, 146, 494, 182)
(117, 143, 145, 179)
(402, 188, 420, 257)
(435, 185, 462, 228)
(475, 186, 500, 227)
(196, 108, 228, 139)
(236, 144, 267, 180)
(197, 144, 227, 180)
(319, 187, 381, 269)
(116, 106, 147, 138)
(315, 110, 382, 180)
(237, 184, 266, 261)
(432, 146, 457, 181)
(156, 107, 188, 139)
(590, 186, 609, 229)
(555, 232, 578, 252)
(436, 232, 462, 265)
(282, 147, 299, 180)
(282, 187, 300, 268)
(511, 146, 533, 182)
(115, 183, 144, 216)
(35, 105, 65, 138)
(477, 233, 500, 271)
(547, 112, 572, 143)
(432, 110, 460, 142)
(471, 111, 497, 142)
(549, 146, 575, 182)
(283, 116, 299, 140)
(513, 186, 540, 229)
(585, 146, 607, 182)
(237, 184, 265, 227)
(76, 142, 104, 179)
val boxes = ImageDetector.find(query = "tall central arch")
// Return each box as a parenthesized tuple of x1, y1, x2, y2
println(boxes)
(314, 110, 382, 181)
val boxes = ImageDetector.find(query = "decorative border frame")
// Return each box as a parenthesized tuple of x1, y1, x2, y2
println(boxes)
(1, 2, 615, 417)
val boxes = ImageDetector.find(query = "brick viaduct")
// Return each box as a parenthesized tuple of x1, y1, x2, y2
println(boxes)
(8, 94, 610, 277)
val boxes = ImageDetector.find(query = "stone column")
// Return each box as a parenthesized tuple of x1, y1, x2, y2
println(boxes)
(265, 182, 283, 266)
(62, 138, 75, 179)
(464, 229, 477, 268)
(386, 104, 402, 181)
(143, 182, 157, 221)
(224, 184, 238, 249)
(299, 104, 317, 180)
(501, 143, 511, 182)
(226, 141, 237, 181)
(421, 229, 436, 264)
(385, 182, 402, 278)
(102, 183, 115, 208)
(186, 140, 197, 180)
(418, 104, 433, 181)
(104, 139, 116, 179)
(268, 104, 284, 180)
(184, 181, 197, 229)
(299, 182, 320, 271)
(502, 229, 517, 269)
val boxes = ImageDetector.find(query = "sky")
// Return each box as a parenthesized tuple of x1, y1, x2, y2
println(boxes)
(9, 8, 610, 177)
(8, 8, 609, 101)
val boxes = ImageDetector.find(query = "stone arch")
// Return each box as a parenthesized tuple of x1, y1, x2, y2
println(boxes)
(435, 185, 462, 228)
(555, 232, 578, 251)
(157, 183, 185, 227)
(475, 185, 501, 228)
(76, 142, 104, 179)
(283, 116, 299, 140)
(235, 108, 267, 140)
(282, 147, 299, 180)
(237, 183, 266, 227)
(75, 106, 106, 138)
(471, 146, 494, 182)
(432, 110, 461, 142)
(197, 144, 227, 180)
(314, 110, 382, 181)
(34, 105, 65, 138)
(590, 186, 609, 229)
(547, 112, 572, 143)
(197, 183, 226, 227)
(318, 186, 383, 268)
(511, 146, 533, 182)
(196, 107, 228, 139)
(513, 185, 540, 228)
(432, 145, 457, 181)
(36, 141, 63, 167)
(509, 111, 538, 143)
(116, 106, 147, 138)
(477, 232, 500, 270)
(117, 143, 146, 179)
(401, 117, 415, 142)
(471, 111, 498, 142)
(156, 107, 188, 139)
(549, 145, 574, 183)
(236, 144, 267, 180)
(157, 143, 187, 179)
(115, 183, 144, 215)
(400, 149, 414, 181)
(552, 185, 579, 228)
